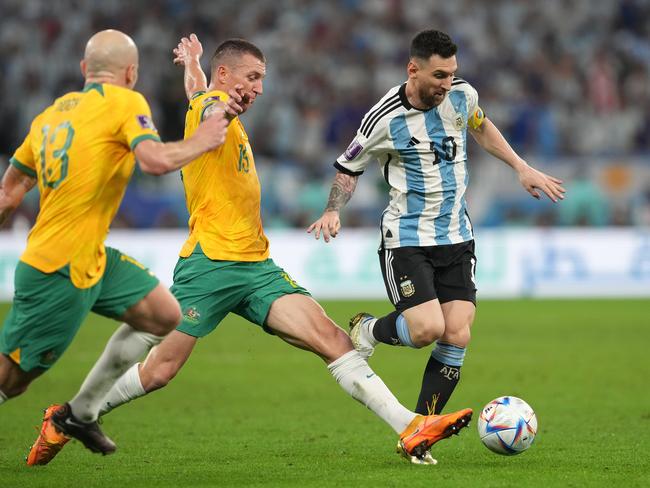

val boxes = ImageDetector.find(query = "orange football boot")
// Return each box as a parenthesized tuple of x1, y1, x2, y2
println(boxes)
(26, 404, 70, 466)
(397, 408, 473, 461)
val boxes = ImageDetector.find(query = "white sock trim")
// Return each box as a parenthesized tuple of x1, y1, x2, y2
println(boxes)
(99, 362, 146, 416)
(69, 324, 164, 422)
(0, 388, 8, 404)
(328, 350, 416, 433)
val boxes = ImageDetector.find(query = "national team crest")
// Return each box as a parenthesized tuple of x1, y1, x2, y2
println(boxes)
(183, 306, 201, 324)
(400, 279, 415, 298)
(40, 350, 58, 365)
(454, 113, 465, 130)
(440, 365, 460, 380)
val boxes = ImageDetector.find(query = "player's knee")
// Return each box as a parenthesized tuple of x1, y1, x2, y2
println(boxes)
(409, 318, 445, 348)
(145, 361, 179, 391)
(2, 382, 29, 398)
(411, 328, 441, 348)
(320, 323, 354, 357)
(442, 326, 471, 348)
(1, 373, 34, 398)
(150, 300, 182, 336)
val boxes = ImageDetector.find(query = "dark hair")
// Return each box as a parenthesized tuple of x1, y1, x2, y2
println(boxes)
(410, 30, 457, 60)
(210, 38, 265, 71)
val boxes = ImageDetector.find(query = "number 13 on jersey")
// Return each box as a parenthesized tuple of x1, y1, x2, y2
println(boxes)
(40, 121, 75, 189)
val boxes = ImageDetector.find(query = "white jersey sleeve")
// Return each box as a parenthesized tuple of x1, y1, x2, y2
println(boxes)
(452, 78, 484, 129)
(334, 85, 402, 175)
(460, 80, 479, 115)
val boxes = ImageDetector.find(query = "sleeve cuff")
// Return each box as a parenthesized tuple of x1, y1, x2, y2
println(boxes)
(130, 133, 161, 151)
(334, 162, 364, 176)
(10, 157, 37, 178)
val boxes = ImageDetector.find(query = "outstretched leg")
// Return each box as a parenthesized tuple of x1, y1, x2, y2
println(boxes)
(264, 294, 472, 462)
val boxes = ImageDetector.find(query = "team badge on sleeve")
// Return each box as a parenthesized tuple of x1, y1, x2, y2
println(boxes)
(137, 115, 157, 131)
(344, 139, 364, 160)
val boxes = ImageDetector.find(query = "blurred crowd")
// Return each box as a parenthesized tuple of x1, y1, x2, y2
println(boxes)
(1, 0, 649, 230)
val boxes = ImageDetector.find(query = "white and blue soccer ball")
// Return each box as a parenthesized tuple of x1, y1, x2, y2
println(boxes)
(477, 396, 538, 455)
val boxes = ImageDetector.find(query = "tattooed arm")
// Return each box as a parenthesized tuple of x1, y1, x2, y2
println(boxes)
(0, 165, 36, 227)
(307, 171, 359, 242)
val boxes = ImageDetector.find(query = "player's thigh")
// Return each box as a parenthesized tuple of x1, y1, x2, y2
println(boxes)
(266, 294, 353, 363)
(233, 259, 352, 362)
(379, 246, 437, 312)
(433, 240, 477, 306)
(380, 246, 444, 337)
(440, 300, 476, 346)
(432, 241, 478, 346)
(91, 248, 174, 334)
(170, 251, 249, 339)
(0, 261, 93, 374)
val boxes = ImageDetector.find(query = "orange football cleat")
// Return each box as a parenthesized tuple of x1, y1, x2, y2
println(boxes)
(26, 404, 70, 466)
(397, 408, 473, 461)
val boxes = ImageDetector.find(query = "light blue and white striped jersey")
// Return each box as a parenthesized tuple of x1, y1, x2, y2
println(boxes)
(335, 79, 481, 249)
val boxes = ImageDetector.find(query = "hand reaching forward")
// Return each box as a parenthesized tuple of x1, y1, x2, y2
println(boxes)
(518, 164, 566, 202)
(307, 211, 341, 243)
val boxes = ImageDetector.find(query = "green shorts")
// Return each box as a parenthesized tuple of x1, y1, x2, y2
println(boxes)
(0, 247, 159, 372)
(171, 246, 310, 338)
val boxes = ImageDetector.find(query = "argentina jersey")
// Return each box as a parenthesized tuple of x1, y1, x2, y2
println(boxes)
(335, 78, 480, 249)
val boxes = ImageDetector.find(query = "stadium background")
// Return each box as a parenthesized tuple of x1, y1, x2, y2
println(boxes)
(1, 0, 649, 299)
(0, 1, 649, 486)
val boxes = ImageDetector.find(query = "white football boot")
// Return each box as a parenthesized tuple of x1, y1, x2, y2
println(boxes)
(348, 313, 379, 360)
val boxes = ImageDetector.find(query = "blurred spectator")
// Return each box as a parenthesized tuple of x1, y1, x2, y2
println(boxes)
(558, 166, 611, 226)
(1, 0, 648, 230)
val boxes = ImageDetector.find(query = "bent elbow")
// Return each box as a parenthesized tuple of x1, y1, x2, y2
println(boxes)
(139, 157, 171, 176)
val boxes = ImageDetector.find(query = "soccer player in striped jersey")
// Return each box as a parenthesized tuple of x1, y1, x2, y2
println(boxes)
(309, 30, 565, 418)
(35, 33, 475, 466)
(0, 29, 227, 463)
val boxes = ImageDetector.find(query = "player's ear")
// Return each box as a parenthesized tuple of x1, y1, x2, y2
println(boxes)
(216, 65, 229, 85)
(407, 60, 419, 78)
(80, 60, 87, 78)
(126, 64, 138, 88)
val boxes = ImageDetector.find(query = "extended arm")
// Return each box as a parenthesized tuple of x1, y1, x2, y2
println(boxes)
(0, 165, 37, 227)
(173, 34, 247, 120)
(173, 34, 208, 100)
(469, 118, 565, 202)
(307, 171, 359, 242)
(134, 113, 228, 175)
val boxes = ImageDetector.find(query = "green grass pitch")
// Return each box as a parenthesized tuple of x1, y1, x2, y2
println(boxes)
(1, 299, 649, 487)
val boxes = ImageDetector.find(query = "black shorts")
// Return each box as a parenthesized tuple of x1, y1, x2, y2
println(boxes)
(378, 240, 477, 312)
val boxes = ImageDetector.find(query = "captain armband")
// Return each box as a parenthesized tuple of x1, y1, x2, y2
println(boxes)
(467, 106, 486, 130)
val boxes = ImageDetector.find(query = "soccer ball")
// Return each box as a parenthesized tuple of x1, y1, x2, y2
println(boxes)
(477, 396, 538, 455)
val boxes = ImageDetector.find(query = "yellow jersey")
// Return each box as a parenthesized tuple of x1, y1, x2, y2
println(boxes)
(10, 83, 160, 288)
(179, 90, 269, 261)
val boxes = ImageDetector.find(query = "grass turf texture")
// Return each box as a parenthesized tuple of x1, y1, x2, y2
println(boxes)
(1, 299, 648, 487)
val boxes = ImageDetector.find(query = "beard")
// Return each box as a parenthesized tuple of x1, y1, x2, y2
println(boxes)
(419, 87, 445, 109)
